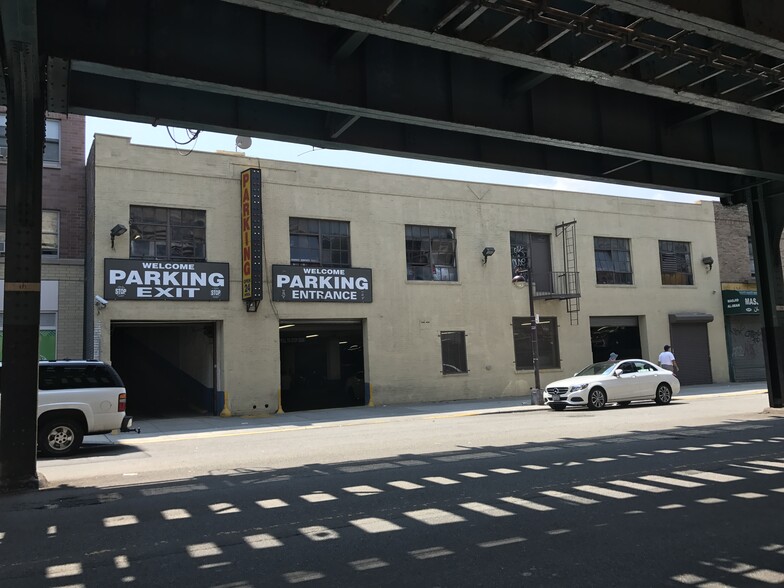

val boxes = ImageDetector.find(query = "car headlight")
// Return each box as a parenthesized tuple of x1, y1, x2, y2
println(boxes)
(570, 383, 589, 392)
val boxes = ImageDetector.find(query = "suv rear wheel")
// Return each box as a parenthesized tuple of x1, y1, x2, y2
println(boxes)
(38, 418, 84, 457)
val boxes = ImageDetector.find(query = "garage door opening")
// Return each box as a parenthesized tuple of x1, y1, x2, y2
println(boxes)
(280, 320, 365, 412)
(111, 322, 218, 418)
(590, 316, 642, 363)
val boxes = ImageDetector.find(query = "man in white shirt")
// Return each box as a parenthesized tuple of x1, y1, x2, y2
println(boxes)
(658, 345, 679, 373)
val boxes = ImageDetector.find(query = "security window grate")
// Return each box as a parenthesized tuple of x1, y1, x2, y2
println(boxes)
(440, 331, 468, 374)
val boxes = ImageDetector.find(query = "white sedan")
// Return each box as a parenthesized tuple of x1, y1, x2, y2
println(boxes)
(543, 359, 680, 411)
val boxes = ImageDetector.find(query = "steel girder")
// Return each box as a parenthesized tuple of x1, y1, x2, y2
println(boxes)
(34, 0, 784, 198)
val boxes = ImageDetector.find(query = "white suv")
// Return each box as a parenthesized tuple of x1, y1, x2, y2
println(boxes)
(0, 360, 134, 457)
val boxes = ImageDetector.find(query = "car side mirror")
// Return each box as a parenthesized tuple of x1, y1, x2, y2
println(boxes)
(614, 369, 623, 377)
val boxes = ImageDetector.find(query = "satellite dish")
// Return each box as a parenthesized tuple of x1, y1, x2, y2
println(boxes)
(235, 136, 252, 150)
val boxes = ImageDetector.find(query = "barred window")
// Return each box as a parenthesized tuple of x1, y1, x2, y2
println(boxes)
(440, 331, 467, 374)
(594, 237, 632, 285)
(406, 225, 457, 281)
(129, 206, 206, 261)
(513, 316, 560, 370)
(289, 218, 350, 267)
(659, 240, 693, 285)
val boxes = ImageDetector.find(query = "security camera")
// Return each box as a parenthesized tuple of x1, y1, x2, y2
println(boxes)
(95, 295, 108, 308)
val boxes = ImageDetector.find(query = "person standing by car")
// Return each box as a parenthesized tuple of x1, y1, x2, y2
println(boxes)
(658, 345, 679, 374)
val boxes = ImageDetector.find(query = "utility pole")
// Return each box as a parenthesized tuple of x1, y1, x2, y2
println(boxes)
(514, 266, 542, 404)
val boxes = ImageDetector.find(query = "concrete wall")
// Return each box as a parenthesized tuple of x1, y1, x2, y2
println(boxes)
(89, 135, 728, 414)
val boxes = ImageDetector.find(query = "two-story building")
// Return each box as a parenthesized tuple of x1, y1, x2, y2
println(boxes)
(86, 135, 728, 418)
(0, 111, 86, 359)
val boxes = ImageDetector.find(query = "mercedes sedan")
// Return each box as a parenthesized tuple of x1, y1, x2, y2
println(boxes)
(544, 359, 680, 411)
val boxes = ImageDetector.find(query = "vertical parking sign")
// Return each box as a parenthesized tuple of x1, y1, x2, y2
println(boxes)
(241, 169, 263, 309)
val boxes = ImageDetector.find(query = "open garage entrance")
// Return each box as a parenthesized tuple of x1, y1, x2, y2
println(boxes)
(111, 321, 219, 418)
(590, 316, 642, 363)
(280, 320, 365, 412)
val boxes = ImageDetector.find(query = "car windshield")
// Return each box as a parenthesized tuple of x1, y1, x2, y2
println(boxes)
(574, 361, 617, 377)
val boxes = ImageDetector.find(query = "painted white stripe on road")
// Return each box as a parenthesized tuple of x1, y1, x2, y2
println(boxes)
(695, 497, 726, 504)
(257, 499, 288, 509)
(522, 465, 548, 470)
(573, 485, 636, 499)
(459, 472, 488, 478)
(607, 480, 670, 494)
(187, 543, 222, 557)
(500, 496, 554, 512)
(706, 443, 732, 448)
(540, 490, 599, 505)
(747, 460, 784, 470)
(350, 518, 403, 533)
(103, 515, 139, 528)
(733, 493, 766, 499)
(490, 468, 519, 475)
(588, 457, 615, 463)
(478, 537, 526, 548)
(409, 547, 454, 559)
(284, 571, 325, 583)
(459, 502, 514, 517)
(639, 475, 704, 488)
(343, 485, 383, 496)
(349, 558, 389, 571)
(209, 503, 240, 514)
(45, 563, 82, 579)
(680, 447, 705, 451)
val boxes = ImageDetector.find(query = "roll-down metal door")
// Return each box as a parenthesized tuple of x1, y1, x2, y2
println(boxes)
(670, 323, 712, 386)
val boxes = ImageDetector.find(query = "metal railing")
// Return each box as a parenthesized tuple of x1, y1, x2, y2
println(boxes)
(532, 271, 581, 300)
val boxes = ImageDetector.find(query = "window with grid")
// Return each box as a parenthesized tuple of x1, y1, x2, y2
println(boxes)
(512, 316, 560, 370)
(405, 225, 457, 281)
(129, 206, 206, 261)
(0, 208, 59, 256)
(289, 218, 351, 267)
(440, 331, 468, 374)
(594, 237, 632, 285)
(659, 240, 693, 285)
(0, 115, 61, 164)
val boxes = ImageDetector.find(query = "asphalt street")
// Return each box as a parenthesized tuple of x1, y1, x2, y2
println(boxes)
(0, 390, 782, 587)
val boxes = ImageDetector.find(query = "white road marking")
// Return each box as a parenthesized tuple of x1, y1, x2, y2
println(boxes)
(639, 475, 704, 488)
(730, 441, 752, 445)
(747, 460, 784, 470)
(349, 518, 403, 533)
(478, 537, 526, 548)
(658, 504, 685, 510)
(654, 450, 679, 454)
(680, 447, 705, 451)
(47, 526, 57, 535)
(459, 472, 488, 478)
(500, 496, 554, 512)
(588, 457, 615, 463)
(387, 480, 424, 490)
(459, 502, 514, 517)
(283, 571, 325, 583)
(404, 509, 466, 525)
(733, 492, 766, 499)
(695, 497, 726, 504)
(490, 468, 519, 475)
(705, 443, 732, 448)
(349, 558, 389, 571)
(45, 563, 82, 578)
(409, 547, 453, 559)
(540, 490, 598, 505)
(573, 485, 636, 499)
(114, 556, 130, 569)
(607, 480, 670, 493)
(522, 465, 548, 470)
(244, 534, 283, 549)
(745, 569, 784, 584)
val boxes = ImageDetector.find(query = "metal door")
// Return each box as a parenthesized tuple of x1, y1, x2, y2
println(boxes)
(670, 323, 712, 385)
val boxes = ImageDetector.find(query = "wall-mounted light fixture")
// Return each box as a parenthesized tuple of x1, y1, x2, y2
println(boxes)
(110, 224, 127, 249)
(701, 256, 714, 272)
(482, 246, 495, 265)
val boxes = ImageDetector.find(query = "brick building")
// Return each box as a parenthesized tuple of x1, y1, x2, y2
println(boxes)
(0, 111, 86, 359)
(713, 202, 766, 381)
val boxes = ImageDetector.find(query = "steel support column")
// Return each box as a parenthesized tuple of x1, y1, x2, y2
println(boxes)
(746, 186, 784, 408)
(0, 0, 45, 492)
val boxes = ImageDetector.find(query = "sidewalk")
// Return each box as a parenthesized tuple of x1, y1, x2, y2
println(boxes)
(110, 380, 769, 442)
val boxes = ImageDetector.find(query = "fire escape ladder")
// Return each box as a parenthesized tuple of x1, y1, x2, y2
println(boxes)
(556, 219, 580, 325)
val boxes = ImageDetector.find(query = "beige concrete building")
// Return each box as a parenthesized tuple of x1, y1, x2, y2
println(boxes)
(86, 135, 728, 418)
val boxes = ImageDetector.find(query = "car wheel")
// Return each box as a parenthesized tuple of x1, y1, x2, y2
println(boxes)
(617, 401, 631, 407)
(587, 388, 607, 410)
(38, 418, 84, 458)
(549, 404, 566, 411)
(654, 382, 672, 405)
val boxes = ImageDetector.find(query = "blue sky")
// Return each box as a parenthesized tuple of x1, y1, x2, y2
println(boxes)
(85, 117, 710, 204)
